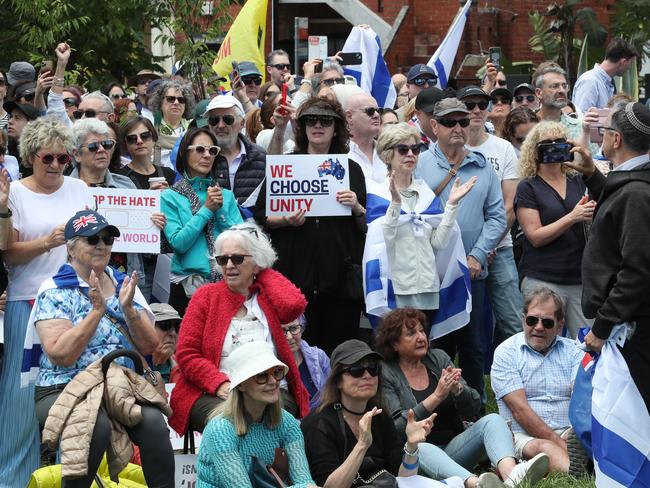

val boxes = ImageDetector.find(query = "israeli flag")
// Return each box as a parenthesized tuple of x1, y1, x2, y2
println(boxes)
(341, 26, 396, 108)
(427, 0, 473, 89)
(362, 180, 471, 340)
(591, 324, 650, 487)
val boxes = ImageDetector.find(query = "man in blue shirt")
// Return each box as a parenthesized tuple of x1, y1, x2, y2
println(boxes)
(415, 97, 506, 405)
(572, 38, 638, 113)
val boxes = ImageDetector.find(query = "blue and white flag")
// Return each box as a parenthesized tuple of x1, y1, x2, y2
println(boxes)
(341, 26, 396, 108)
(591, 324, 650, 487)
(362, 179, 471, 340)
(427, 1, 473, 89)
(20, 264, 153, 388)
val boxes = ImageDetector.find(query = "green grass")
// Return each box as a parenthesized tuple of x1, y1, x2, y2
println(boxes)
(484, 376, 596, 488)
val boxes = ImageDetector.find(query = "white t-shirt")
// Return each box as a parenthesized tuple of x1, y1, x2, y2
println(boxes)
(220, 294, 275, 358)
(348, 140, 388, 185)
(0, 155, 20, 182)
(467, 134, 518, 248)
(7, 177, 95, 301)
(256, 128, 296, 154)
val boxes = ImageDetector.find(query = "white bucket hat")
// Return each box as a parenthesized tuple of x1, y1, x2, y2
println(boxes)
(222, 342, 288, 390)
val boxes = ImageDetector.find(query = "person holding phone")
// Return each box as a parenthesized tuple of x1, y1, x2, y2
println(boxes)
(514, 121, 595, 338)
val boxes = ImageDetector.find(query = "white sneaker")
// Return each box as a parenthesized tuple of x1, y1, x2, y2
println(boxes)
(477, 472, 505, 488)
(504, 453, 549, 487)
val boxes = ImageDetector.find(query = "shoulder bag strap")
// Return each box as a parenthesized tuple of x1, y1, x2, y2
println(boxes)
(434, 156, 464, 197)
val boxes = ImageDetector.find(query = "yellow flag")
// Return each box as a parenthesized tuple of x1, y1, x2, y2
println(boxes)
(213, 0, 268, 89)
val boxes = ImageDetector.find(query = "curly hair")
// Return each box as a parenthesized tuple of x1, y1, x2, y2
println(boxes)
(518, 120, 574, 178)
(147, 80, 196, 120)
(374, 308, 427, 361)
(503, 107, 539, 146)
(376, 122, 420, 172)
(294, 97, 350, 154)
(19, 117, 74, 166)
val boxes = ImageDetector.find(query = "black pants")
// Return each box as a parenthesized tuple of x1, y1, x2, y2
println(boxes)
(169, 282, 191, 318)
(620, 323, 650, 414)
(35, 387, 175, 488)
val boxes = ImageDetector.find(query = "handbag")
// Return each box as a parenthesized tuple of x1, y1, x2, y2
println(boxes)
(344, 257, 364, 302)
(249, 447, 290, 488)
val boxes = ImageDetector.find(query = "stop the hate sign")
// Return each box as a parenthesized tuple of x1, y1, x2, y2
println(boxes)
(265, 154, 351, 217)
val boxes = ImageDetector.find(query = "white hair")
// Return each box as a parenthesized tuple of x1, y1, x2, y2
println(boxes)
(72, 118, 110, 151)
(213, 222, 277, 272)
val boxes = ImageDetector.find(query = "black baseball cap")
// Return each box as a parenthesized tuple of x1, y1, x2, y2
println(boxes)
(330, 339, 383, 368)
(415, 86, 446, 113)
(513, 83, 535, 96)
(64, 210, 120, 241)
(456, 85, 490, 101)
(3, 101, 40, 121)
(490, 87, 513, 101)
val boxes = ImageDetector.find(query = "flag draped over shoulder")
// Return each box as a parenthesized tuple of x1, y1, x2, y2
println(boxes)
(362, 180, 471, 340)
(212, 0, 268, 89)
(426, 0, 472, 89)
(341, 26, 396, 109)
(591, 324, 650, 487)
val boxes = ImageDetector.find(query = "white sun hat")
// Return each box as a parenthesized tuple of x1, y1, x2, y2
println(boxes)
(222, 341, 288, 390)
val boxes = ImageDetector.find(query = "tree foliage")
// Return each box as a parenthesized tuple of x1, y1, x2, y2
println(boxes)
(613, 0, 650, 61)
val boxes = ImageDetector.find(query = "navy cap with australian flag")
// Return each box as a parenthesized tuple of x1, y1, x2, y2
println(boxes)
(65, 209, 120, 241)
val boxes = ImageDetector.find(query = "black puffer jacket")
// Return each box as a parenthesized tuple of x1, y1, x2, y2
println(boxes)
(213, 134, 266, 204)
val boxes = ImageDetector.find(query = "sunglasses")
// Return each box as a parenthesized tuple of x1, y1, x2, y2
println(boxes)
(412, 77, 437, 87)
(62, 97, 78, 108)
(138, 78, 152, 85)
(464, 101, 489, 111)
(496, 79, 508, 87)
(209, 114, 236, 126)
(110, 93, 128, 100)
(321, 77, 345, 87)
(164, 95, 186, 104)
(436, 118, 470, 128)
(0, 146, 5, 156)
(303, 115, 335, 127)
(343, 363, 381, 378)
(492, 97, 512, 105)
(188, 144, 220, 156)
(85, 234, 115, 246)
(84, 139, 116, 152)
(215, 254, 252, 266)
(537, 138, 567, 146)
(357, 107, 379, 117)
(270, 63, 291, 71)
(524, 315, 556, 329)
(514, 95, 536, 104)
(254, 366, 286, 385)
(242, 77, 262, 86)
(35, 153, 72, 165)
(282, 324, 302, 336)
(392, 144, 421, 156)
(72, 109, 111, 119)
(156, 320, 180, 333)
(125, 131, 153, 145)
(20, 93, 35, 102)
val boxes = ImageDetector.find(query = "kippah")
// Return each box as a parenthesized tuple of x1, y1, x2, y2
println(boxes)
(624, 103, 650, 135)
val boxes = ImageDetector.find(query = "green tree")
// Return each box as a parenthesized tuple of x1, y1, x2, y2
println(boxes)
(613, 0, 650, 61)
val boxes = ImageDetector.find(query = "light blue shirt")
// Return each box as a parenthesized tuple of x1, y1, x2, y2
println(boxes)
(572, 64, 615, 113)
(491, 332, 583, 433)
(612, 154, 649, 172)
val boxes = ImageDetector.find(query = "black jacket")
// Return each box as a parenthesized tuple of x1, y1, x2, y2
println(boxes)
(213, 134, 266, 204)
(581, 161, 650, 339)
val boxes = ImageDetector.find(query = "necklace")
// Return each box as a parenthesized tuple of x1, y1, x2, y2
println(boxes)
(340, 403, 367, 416)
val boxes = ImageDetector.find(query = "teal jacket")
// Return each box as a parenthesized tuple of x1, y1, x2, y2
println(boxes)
(161, 176, 243, 278)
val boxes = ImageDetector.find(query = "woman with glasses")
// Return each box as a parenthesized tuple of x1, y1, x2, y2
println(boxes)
(168, 223, 310, 436)
(32, 209, 174, 487)
(515, 121, 595, 338)
(61, 86, 82, 122)
(376, 308, 549, 488)
(373, 123, 475, 334)
(488, 88, 513, 138)
(161, 127, 243, 317)
(101, 81, 127, 102)
(254, 97, 367, 355)
(197, 341, 317, 488)
(503, 108, 539, 157)
(0, 118, 94, 485)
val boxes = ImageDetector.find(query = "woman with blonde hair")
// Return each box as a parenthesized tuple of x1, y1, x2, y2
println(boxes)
(514, 121, 595, 337)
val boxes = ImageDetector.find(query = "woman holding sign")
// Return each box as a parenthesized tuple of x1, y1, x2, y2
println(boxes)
(254, 97, 367, 355)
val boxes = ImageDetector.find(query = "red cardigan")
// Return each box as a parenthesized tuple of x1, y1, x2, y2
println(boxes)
(169, 269, 310, 434)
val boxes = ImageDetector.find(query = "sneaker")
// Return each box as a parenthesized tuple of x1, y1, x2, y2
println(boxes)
(566, 427, 593, 477)
(504, 452, 549, 487)
(477, 472, 505, 488)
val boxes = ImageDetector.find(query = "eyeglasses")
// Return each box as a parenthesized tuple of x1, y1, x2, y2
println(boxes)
(62, 97, 78, 108)
(269, 63, 291, 71)
(357, 107, 379, 117)
(491, 97, 512, 105)
(156, 320, 180, 333)
(321, 77, 345, 87)
(242, 77, 262, 86)
(85, 234, 115, 246)
(165, 95, 186, 104)
(254, 366, 286, 384)
(282, 324, 302, 336)
(125, 131, 153, 145)
(34, 153, 72, 165)
(188, 145, 220, 156)
(597, 126, 617, 136)
(514, 95, 536, 104)
(208, 114, 236, 126)
(110, 93, 128, 100)
(342, 363, 381, 378)
(464, 101, 489, 111)
(72, 109, 111, 119)
(215, 254, 252, 266)
(524, 315, 556, 329)
(303, 115, 335, 127)
(392, 144, 421, 156)
(547, 82, 569, 91)
(496, 79, 508, 87)
(436, 118, 470, 128)
(411, 77, 437, 87)
(83, 139, 116, 152)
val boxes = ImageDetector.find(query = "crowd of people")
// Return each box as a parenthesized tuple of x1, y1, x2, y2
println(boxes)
(0, 31, 648, 488)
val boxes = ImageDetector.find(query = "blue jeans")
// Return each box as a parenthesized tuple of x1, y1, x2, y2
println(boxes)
(487, 247, 523, 348)
(418, 414, 516, 481)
